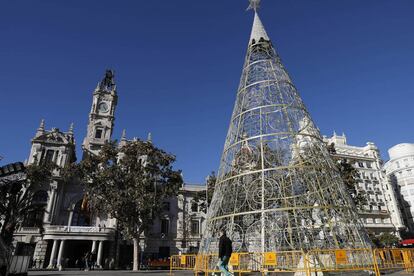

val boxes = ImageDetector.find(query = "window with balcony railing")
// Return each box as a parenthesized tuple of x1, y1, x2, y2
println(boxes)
(72, 199, 91, 226)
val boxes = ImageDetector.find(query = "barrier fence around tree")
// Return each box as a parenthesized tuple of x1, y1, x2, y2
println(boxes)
(169, 248, 414, 276)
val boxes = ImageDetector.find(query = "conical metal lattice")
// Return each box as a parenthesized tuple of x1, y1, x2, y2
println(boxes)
(200, 10, 371, 254)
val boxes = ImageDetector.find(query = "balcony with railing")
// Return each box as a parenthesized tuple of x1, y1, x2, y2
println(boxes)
(16, 227, 42, 234)
(39, 225, 116, 240)
(45, 225, 114, 234)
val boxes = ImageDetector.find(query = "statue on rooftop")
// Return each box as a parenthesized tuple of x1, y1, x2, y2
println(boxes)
(99, 69, 115, 91)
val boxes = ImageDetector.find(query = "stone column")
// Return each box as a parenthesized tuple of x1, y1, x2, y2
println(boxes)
(56, 240, 65, 270)
(44, 188, 57, 223)
(97, 241, 104, 268)
(53, 150, 60, 164)
(67, 211, 74, 227)
(33, 240, 48, 269)
(48, 240, 59, 269)
(91, 240, 97, 253)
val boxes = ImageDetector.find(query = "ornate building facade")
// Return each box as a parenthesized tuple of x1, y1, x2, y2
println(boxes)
(11, 71, 206, 269)
(324, 133, 405, 236)
(384, 143, 414, 232)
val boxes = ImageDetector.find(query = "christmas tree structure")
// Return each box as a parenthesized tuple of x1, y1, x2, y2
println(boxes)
(199, 0, 371, 255)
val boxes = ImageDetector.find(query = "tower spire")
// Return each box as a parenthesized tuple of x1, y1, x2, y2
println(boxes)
(36, 119, 45, 137)
(121, 129, 126, 141)
(68, 122, 74, 135)
(82, 70, 118, 157)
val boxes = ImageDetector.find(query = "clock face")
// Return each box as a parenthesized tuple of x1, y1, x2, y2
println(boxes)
(98, 102, 109, 113)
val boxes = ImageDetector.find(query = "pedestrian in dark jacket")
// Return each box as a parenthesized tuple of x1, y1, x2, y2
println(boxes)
(218, 229, 232, 276)
(89, 251, 96, 270)
(84, 252, 90, 271)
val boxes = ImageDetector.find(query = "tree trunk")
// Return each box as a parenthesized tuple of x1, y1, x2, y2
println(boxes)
(1, 215, 15, 247)
(133, 237, 139, 271)
(0, 215, 9, 239)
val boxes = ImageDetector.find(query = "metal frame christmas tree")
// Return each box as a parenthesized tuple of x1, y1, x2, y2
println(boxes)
(200, 0, 371, 255)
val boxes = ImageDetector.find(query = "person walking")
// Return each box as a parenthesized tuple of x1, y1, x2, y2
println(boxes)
(84, 252, 90, 271)
(218, 229, 232, 276)
(89, 251, 95, 270)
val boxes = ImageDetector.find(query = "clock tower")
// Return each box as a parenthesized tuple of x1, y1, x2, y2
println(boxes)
(82, 70, 118, 157)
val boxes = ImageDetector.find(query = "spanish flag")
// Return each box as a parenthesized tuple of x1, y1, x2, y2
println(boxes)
(81, 193, 89, 212)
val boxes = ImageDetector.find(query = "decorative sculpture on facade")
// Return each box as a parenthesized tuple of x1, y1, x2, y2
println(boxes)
(99, 69, 115, 91)
(200, 0, 371, 256)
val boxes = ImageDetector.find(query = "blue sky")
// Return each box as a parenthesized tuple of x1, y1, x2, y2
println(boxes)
(1, 1, 413, 183)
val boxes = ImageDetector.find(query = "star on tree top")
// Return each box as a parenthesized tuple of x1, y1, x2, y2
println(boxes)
(247, 0, 261, 12)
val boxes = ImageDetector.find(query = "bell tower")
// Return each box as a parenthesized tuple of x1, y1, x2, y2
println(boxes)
(82, 70, 118, 156)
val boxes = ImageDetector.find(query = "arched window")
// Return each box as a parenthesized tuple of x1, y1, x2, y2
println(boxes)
(71, 200, 91, 226)
(23, 190, 48, 227)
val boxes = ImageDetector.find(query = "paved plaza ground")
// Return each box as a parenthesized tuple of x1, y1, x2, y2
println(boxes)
(28, 270, 411, 276)
(29, 271, 193, 276)
(28, 271, 194, 276)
